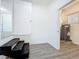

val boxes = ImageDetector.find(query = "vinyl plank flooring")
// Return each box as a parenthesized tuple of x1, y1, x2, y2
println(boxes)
(5, 42, 79, 59)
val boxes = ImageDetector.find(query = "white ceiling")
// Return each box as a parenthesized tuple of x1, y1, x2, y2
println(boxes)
(21, 0, 53, 5)
(21, 0, 32, 2)
(32, 0, 53, 5)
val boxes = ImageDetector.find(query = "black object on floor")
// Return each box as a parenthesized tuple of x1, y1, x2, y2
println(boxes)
(11, 41, 24, 58)
(0, 38, 29, 59)
(21, 43, 29, 59)
(0, 38, 20, 56)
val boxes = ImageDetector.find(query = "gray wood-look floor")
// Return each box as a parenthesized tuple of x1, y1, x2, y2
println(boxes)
(6, 41, 79, 59)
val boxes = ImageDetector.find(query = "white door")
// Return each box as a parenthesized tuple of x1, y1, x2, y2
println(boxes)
(14, 0, 32, 35)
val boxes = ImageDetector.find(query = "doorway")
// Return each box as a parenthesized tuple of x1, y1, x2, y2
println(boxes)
(59, 0, 79, 48)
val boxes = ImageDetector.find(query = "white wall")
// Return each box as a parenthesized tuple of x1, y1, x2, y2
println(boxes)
(0, 0, 1, 41)
(30, 4, 50, 44)
(70, 24, 79, 45)
(13, 0, 72, 49)
(14, 0, 51, 44)
(29, 0, 72, 49)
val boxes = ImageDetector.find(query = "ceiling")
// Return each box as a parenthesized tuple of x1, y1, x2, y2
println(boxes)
(32, 0, 53, 5)
(21, 0, 32, 2)
(21, 0, 53, 5)
(62, 0, 79, 10)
